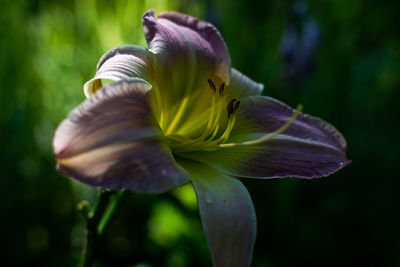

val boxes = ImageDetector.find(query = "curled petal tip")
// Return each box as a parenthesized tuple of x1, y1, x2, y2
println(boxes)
(142, 10, 156, 41)
(142, 9, 231, 87)
(142, 9, 155, 21)
(83, 45, 151, 98)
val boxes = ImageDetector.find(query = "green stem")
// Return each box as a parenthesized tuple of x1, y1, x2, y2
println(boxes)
(78, 189, 125, 267)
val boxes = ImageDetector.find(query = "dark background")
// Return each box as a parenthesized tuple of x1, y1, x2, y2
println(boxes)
(1, 0, 399, 266)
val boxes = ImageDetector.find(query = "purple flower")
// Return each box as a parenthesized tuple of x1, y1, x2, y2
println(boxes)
(53, 10, 349, 267)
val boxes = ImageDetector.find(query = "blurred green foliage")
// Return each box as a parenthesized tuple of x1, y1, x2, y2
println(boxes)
(1, 0, 400, 266)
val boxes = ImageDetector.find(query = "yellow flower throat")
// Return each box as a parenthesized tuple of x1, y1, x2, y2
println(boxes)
(165, 79, 239, 153)
(153, 79, 302, 153)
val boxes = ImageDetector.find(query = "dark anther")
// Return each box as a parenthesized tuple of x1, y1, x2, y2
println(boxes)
(227, 99, 236, 112)
(227, 98, 237, 118)
(219, 82, 225, 96)
(208, 79, 216, 92)
(227, 102, 233, 112)
(233, 101, 240, 113)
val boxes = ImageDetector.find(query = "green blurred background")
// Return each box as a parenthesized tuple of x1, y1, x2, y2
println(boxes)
(1, 0, 399, 266)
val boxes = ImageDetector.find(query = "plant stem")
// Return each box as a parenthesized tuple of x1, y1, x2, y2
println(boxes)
(78, 189, 125, 267)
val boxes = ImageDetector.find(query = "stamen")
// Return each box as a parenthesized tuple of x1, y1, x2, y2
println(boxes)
(208, 95, 224, 137)
(233, 101, 240, 113)
(227, 99, 236, 110)
(200, 92, 217, 140)
(219, 82, 225, 96)
(168, 80, 220, 148)
(227, 98, 236, 118)
(167, 80, 302, 154)
(208, 79, 216, 92)
(208, 124, 220, 140)
(211, 116, 236, 144)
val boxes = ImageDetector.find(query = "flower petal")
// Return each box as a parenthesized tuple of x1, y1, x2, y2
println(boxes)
(226, 68, 264, 100)
(143, 10, 230, 85)
(54, 80, 189, 192)
(142, 10, 231, 125)
(84, 45, 151, 98)
(178, 158, 256, 267)
(183, 96, 349, 179)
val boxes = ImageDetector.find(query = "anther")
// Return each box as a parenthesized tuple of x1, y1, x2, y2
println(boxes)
(219, 82, 225, 96)
(208, 79, 216, 93)
(227, 98, 237, 118)
(233, 101, 240, 113)
(227, 99, 236, 112)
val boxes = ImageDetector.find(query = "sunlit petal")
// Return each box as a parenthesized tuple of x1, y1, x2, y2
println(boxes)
(179, 158, 256, 267)
(226, 68, 264, 99)
(54, 80, 189, 192)
(84, 45, 151, 97)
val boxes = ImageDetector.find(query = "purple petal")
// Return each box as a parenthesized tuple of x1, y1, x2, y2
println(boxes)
(84, 45, 151, 97)
(233, 96, 347, 152)
(54, 80, 189, 192)
(142, 10, 231, 116)
(143, 10, 230, 83)
(183, 96, 349, 179)
(179, 159, 256, 267)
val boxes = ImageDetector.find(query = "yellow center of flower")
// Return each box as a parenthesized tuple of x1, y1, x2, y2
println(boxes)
(152, 79, 302, 153)
(163, 79, 239, 153)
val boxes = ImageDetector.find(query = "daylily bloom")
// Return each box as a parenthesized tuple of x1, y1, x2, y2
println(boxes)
(53, 10, 349, 267)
